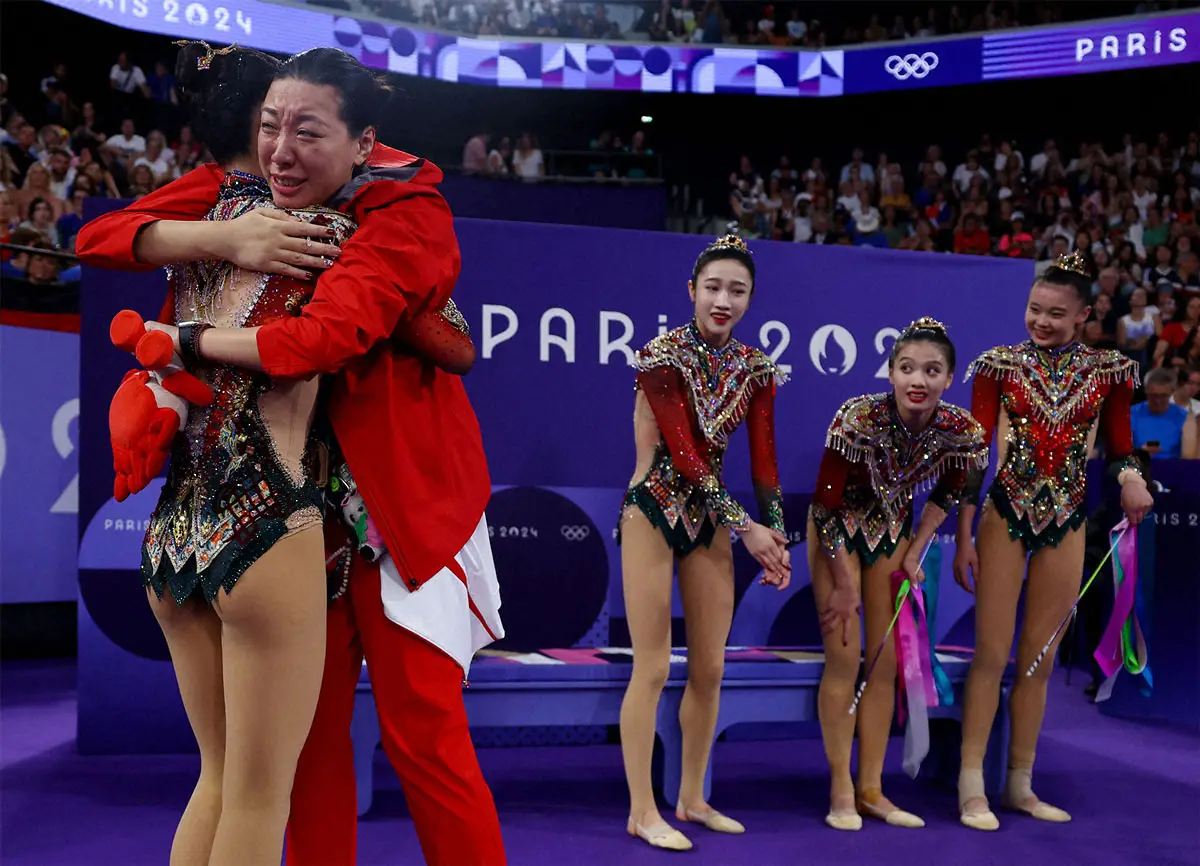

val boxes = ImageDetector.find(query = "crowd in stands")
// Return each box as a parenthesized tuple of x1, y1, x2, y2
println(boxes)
(299, 0, 1194, 47)
(725, 130, 1200, 455)
(1, 49, 202, 291)
(461, 127, 656, 180)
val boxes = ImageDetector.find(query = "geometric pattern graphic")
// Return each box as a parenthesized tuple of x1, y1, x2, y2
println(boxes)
(42, 0, 1199, 98)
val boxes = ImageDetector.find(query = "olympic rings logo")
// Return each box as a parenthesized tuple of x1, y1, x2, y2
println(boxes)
(560, 525, 592, 541)
(884, 52, 939, 80)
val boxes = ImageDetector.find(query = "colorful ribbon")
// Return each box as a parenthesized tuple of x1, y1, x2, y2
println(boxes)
(920, 539, 955, 706)
(1094, 520, 1153, 702)
(892, 571, 939, 779)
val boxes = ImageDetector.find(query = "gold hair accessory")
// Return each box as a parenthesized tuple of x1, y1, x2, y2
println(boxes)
(708, 234, 750, 253)
(906, 316, 948, 335)
(173, 40, 240, 71)
(1052, 251, 1091, 278)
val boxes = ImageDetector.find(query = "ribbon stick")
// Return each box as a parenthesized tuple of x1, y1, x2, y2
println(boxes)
(1094, 520, 1152, 702)
(847, 537, 934, 716)
(1026, 525, 1127, 677)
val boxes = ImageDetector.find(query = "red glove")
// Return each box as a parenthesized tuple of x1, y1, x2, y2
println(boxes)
(108, 310, 213, 501)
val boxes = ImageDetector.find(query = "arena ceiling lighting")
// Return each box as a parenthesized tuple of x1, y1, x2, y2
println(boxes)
(42, 0, 1199, 98)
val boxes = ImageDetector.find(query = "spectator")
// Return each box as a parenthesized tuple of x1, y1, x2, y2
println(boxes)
(18, 196, 60, 247)
(1118, 286, 1162, 369)
(807, 210, 839, 245)
(840, 147, 874, 186)
(1158, 293, 1200, 355)
(0, 189, 18, 252)
(40, 62, 74, 124)
(134, 132, 173, 182)
(15, 161, 65, 220)
(1131, 368, 1195, 459)
(487, 136, 511, 176)
(1, 226, 44, 277)
(108, 52, 149, 98)
(623, 130, 654, 179)
(1174, 364, 1200, 415)
(897, 217, 937, 253)
(879, 175, 911, 211)
(511, 132, 544, 180)
(997, 211, 1034, 258)
(44, 147, 75, 199)
(171, 123, 202, 176)
(56, 182, 89, 251)
(70, 101, 106, 152)
(4, 121, 38, 185)
(953, 213, 991, 255)
(1145, 243, 1179, 287)
(462, 131, 489, 174)
(105, 118, 145, 164)
(126, 163, 155, 198)
(1177, 251, 1200, 290)
(758, 175, 785, 238)
(146, 60, 178, 105)
(22, 239, 65, 285)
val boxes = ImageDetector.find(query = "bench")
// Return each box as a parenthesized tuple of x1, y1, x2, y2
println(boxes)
(350, 646, 1011, 816)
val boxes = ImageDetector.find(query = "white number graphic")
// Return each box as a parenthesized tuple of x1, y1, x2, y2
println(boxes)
(214, 6, 230, 30)
(50, 399, 79, 515)
(874, 327, 900, 379)
(185, 2, 209, 25)
(759, 320, 792, 376)
(236, 10, 252, 33)
(164, 0, 180, 22)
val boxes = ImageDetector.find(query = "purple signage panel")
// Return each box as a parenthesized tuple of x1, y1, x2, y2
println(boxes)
(0, 325, 81, 603)
(983, 12, 1199, 80)
(843, 36, 983, 94)
(76, 218, 1030, 751)
(40, 0, 1199, 96)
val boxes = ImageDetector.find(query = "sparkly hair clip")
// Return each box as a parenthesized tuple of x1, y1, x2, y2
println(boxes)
(1052, 252, 1091, 278)
(707, 234, 751, 254)
(905, 316, 948, 335)
(173, 39, 240, 71)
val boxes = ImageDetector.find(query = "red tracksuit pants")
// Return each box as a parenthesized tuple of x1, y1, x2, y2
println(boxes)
(285, 553, 506, 866)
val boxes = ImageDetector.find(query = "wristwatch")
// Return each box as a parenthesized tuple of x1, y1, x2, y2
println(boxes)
(177, 321, 213, 366)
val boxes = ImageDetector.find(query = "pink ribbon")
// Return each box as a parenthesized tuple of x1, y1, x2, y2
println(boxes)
(1093, 520, 1149, 702)
(891, 571, 939, 777)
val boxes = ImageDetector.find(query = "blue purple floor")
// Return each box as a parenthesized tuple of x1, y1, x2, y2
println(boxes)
(2, 661, 1197, 866)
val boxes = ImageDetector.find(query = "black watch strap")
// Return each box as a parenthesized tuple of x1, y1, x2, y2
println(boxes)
(177, 321, 212, 366)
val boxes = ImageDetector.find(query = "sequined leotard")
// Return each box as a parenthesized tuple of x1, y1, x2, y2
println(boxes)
(963, 341, 1142, 551)
(620, 321, 785, 556)
(810, 393, 989, 565)
(143, 172, 357, 603)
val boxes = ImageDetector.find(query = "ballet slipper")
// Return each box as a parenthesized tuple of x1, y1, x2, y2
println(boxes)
(958, 768, 1000, 832)
(1003, 766, 1072, 823)
(626, 817, 693, 851)
(856, 791, 925, 829)
(824, 809, 863, 831)
(675, 803, 745, 834)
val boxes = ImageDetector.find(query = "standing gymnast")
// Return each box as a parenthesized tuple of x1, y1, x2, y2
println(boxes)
(618, 235, 790, 851)
(810, 318, 988, 831)
(955, 253, 1154, 831)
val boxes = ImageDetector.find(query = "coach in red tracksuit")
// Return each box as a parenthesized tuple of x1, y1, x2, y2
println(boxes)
(76, 144, 506, 866)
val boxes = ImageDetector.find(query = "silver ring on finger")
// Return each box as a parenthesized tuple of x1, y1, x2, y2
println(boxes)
(305, 236, 312, 251)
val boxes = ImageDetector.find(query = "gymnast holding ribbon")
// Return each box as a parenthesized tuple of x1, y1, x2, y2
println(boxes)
(808, 318, 989, 832)
(953, 253, 1155, 832)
